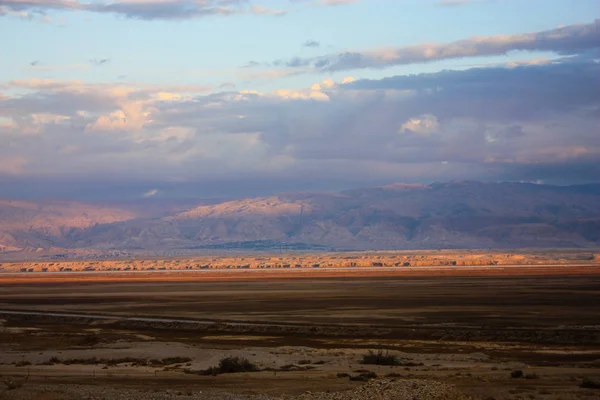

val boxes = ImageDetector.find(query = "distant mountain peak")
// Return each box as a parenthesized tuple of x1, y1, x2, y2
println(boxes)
(1, 180, 599, 256)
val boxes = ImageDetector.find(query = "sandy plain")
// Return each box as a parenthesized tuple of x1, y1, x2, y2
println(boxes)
(0, 260, 599, 400)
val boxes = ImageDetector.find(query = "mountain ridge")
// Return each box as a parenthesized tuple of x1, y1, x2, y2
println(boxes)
(1, 181, 599, 257)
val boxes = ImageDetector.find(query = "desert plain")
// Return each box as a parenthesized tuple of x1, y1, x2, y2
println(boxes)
(0, 251, 599, 400)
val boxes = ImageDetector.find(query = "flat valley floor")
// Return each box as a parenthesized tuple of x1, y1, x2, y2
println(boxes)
(1, 266, 599, 399)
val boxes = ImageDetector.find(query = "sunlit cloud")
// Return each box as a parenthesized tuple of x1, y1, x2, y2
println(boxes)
(1, 57, 598, 190)
(0, 0, 286, 20)
(269, 19, 600, 72)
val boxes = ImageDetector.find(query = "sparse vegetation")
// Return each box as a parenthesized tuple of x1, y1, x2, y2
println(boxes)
(149, 357, 192, 366)
(2, 378, 23, 391)
(349, 371, 377, 381)
(525, 373, 539, 380)
(511, 369, 524, 378)
(40, 356, 191, 366)
(385, 372, 403, 378)
(200, 356, 259, 375)
(277, 364, 316, 371)
(359, 350, 423, 367)
(360, 350, 401, 366)
(580, 377, 600, 389)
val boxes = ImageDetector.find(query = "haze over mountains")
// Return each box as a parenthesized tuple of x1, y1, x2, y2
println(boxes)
(1, 181, 599, 257)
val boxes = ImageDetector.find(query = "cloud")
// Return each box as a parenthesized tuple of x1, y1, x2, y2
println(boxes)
(400, 114, 439, 135)
(0, 0, 285, 20)
(290, 0, 359, 7)
(89, 58, 110, 66)
(241, 60, 261, 68)
(274, 19, 600, 72)
(437, 0, 476, 6)
(303, 40, 320, 48)
(240, 68, 307, 80)
(1, 56, 599, 197)
(318, 0, 359, 6)
(142, 188, 159, 197)
(250, 4, 285, 16)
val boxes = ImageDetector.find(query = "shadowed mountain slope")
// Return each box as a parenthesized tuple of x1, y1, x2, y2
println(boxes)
(1, 181, 599, 255)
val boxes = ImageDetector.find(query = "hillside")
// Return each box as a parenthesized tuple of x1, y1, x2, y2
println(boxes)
(1, 181, 599, 257)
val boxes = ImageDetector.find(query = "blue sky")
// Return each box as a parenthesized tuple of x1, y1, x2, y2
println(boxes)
(0, 0, 599, 198)
(2, 0, 597, 89)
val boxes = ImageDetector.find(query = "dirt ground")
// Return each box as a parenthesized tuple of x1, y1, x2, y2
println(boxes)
(0, 267, 599, 399)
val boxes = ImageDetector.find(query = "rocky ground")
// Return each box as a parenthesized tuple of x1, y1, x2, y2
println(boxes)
(0, 380, 468, 400)
(1, 270, 599, 400)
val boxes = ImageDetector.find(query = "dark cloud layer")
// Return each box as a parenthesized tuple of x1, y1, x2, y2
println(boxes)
(1, 51, 599, 198)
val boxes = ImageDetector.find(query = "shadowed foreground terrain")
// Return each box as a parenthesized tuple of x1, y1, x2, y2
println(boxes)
(1, 266, 599, 399)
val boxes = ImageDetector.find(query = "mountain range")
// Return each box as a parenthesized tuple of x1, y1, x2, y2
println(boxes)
(1, 181, 599, 257)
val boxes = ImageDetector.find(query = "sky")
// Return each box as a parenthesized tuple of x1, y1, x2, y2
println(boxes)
(0, 0, 599, 199)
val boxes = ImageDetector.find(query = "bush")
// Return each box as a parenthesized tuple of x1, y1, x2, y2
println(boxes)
(580, 377, 600, 389)
(360, 350, 401, 366)
(525, 373, 539, 380)
(2, 378, 23, 391)
(165, 357, 192, 365)
(15, 360, 31, 367)
(349, 371, 377, 381)
(150, 357, 192, 366)
(510, 370, 524, 378)
(201, 356, 259, 375)
(336, 372, 350, 378)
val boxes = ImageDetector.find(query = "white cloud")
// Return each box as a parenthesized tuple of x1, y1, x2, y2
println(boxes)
(400, 114, 439, 135)
(142, 189, 159, 197)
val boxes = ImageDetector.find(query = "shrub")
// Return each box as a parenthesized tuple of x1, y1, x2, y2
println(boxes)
(15, 360, 31, 367)
(77, 334, 101, 346)
(580, 377, 600, 389)
(336, 372, 350, 378)
(510, 370, 524, 378)
(201, 356, 259, 375)
(2, 378, 23, 391)
(150, 357, 192, 366)
(278, 364, 315, 371)
(349, 371, 377, 381)
(401, 361, 424, 367)
(166, 357, 192, 365)
(360, 350, 401, 366)
(525, 373, 539, 380)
